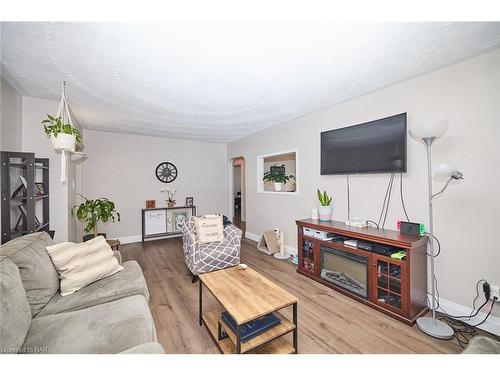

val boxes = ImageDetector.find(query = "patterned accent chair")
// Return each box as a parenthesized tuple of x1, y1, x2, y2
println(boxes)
(181, 217, 242, 282)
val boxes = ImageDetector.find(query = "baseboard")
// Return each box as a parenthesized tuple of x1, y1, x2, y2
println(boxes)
(429, 296, 500, 336)
(245, 231, 298, 256)
(117, 234, 182, 244)
(118, 235, 142, 244)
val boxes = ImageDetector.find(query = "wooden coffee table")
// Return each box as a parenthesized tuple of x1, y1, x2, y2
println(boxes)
(199, 266, 298, 354)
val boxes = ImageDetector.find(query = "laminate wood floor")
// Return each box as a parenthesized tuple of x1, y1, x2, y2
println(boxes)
(121, 237, 462, 354)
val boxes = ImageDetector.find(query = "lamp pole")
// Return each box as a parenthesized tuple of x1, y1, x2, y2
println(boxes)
(416, 138, 454, 339)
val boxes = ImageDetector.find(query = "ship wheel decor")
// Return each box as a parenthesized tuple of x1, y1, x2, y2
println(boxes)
(155, 162, 178, 183)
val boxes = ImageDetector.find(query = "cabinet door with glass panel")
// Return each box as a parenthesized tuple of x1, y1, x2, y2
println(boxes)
(299, 237, 316, 275)
(370, 254, 408, 316)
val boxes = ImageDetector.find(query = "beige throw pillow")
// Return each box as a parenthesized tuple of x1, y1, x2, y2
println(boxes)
(45, 236, 124, 296)
(194, 215, 224, 244)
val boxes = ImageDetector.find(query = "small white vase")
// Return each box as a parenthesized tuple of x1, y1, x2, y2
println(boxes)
(318, 205, 332, 222)
(273, 182, 283, 192)
(50, 133, 76, 152)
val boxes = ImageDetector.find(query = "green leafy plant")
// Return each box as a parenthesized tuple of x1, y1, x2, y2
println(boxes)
(42, 114, 82, 143)
(262, 164, 295, 184)
(73, 194, 120, 237)
(317, 189, 333, 206)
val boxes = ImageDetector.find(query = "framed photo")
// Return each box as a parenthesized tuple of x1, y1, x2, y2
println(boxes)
(34, 183, 45, 196)
(185, 197, 194, 206)
(173, 211, 188, 231)
(146, 200, 156, 209)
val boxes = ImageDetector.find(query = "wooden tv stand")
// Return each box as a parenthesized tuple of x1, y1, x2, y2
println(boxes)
(296, 219, 429, 325)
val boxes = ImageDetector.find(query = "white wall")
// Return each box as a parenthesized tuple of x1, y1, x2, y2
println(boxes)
(227, 49, 500, 318)
(0, 78, 22, 151)
(21, 96, 78, 242)
(233, 157, 246, 221)
(80, 130, 227, 241)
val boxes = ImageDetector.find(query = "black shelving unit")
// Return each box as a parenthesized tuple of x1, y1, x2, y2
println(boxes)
(1, 151, 51, 244)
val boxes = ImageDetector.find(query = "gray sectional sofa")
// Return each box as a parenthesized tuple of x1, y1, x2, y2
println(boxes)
(0, 232, 164, 354)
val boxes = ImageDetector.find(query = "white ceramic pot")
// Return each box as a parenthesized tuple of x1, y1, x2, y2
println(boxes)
(50, 133, 76, 152)
(318, 205, 332, 222)
(273, 182, 283, 192)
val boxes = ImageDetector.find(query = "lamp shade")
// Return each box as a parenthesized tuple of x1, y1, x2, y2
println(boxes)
(434, 164, 464, 181)
(409, 120, 449, 142)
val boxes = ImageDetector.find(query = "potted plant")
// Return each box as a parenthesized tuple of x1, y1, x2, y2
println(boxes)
(317, 189, 333, 222)
(161, 188, 177, 208)
(263, 164, 295, 192)
(73, 194, 120, 241)
(42, 114, 82, 152)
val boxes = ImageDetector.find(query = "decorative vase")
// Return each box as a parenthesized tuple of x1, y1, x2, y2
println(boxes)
(318, 205, 332, 222)
(273, 182, 283, 192)
(50, 133, 76, 152)
(167, 201, 175, 208)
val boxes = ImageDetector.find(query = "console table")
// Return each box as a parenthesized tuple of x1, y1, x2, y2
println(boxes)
(296, 219, 428, 325)
(141, 206, 196, 242)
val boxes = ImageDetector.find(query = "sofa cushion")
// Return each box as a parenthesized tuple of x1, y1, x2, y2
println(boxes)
(46, 236, 124, 296)
(0, 232, 58, 316)
(22, 295, 156, 354)
(119, 342, 165, 354)
(38, 260, 149, 317)
(0, 259, 32, 353)
(194, 215, 224, 243)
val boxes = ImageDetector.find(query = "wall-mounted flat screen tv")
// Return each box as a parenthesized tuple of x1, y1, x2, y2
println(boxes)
(321, 113, 407, 175)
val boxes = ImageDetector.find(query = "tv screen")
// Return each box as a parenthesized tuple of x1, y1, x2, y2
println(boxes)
(321, 113, 407, 175)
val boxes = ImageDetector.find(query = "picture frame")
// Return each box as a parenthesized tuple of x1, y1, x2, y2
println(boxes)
(185, 197, 194, 206)
(173, 211, 189, 231)
(146, 200, 156, 209)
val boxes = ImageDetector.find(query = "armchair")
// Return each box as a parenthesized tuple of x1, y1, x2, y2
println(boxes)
(181, 217, 242, 282)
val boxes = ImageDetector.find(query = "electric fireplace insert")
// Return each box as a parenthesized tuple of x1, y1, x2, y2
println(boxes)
(320, 245, 368, 299)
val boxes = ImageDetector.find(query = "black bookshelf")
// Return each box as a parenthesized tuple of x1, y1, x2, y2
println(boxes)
(1, 151, 51, 244)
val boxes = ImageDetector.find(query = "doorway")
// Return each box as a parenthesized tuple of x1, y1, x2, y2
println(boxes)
(232, 157, 245, 233)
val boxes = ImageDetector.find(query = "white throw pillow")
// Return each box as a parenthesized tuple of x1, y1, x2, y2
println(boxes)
(194, 215, 224, 244)
(46, 236, 124, 296)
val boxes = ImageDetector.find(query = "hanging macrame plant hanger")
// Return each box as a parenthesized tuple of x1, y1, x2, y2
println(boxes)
(52, 81, 76, 183)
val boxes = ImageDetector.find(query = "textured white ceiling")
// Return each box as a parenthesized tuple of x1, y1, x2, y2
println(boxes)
(2, 22, 500, 143)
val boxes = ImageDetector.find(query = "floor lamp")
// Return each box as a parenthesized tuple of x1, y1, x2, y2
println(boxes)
(410, 120, 463, 340)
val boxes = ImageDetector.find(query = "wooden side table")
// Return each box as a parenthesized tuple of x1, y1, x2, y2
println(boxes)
(106, 239, 120, 251)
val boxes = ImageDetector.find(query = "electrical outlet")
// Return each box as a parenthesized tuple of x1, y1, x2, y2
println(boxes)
(491, 285, 500, 301)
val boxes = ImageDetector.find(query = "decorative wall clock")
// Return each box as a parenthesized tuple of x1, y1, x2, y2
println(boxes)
(155, 162, 178, 183)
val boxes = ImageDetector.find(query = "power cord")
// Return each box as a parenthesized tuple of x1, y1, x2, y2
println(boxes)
(377, 173, 394, 228)
(400, 172, 410, 222)
(365, 220, 379, 228)
(382, 173, 395, 228)
(432, 277, 499, 348)
(424, 232, 441, 257)
(436, 300, 498, 349)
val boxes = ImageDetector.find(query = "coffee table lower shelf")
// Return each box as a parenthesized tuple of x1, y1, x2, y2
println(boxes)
(202, 308, 296, 354)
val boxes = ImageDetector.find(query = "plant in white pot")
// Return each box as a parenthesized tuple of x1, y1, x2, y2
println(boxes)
(317, 189, 333, 222)
(263, 164, 295, 192)
(42, 114, 82, 152)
